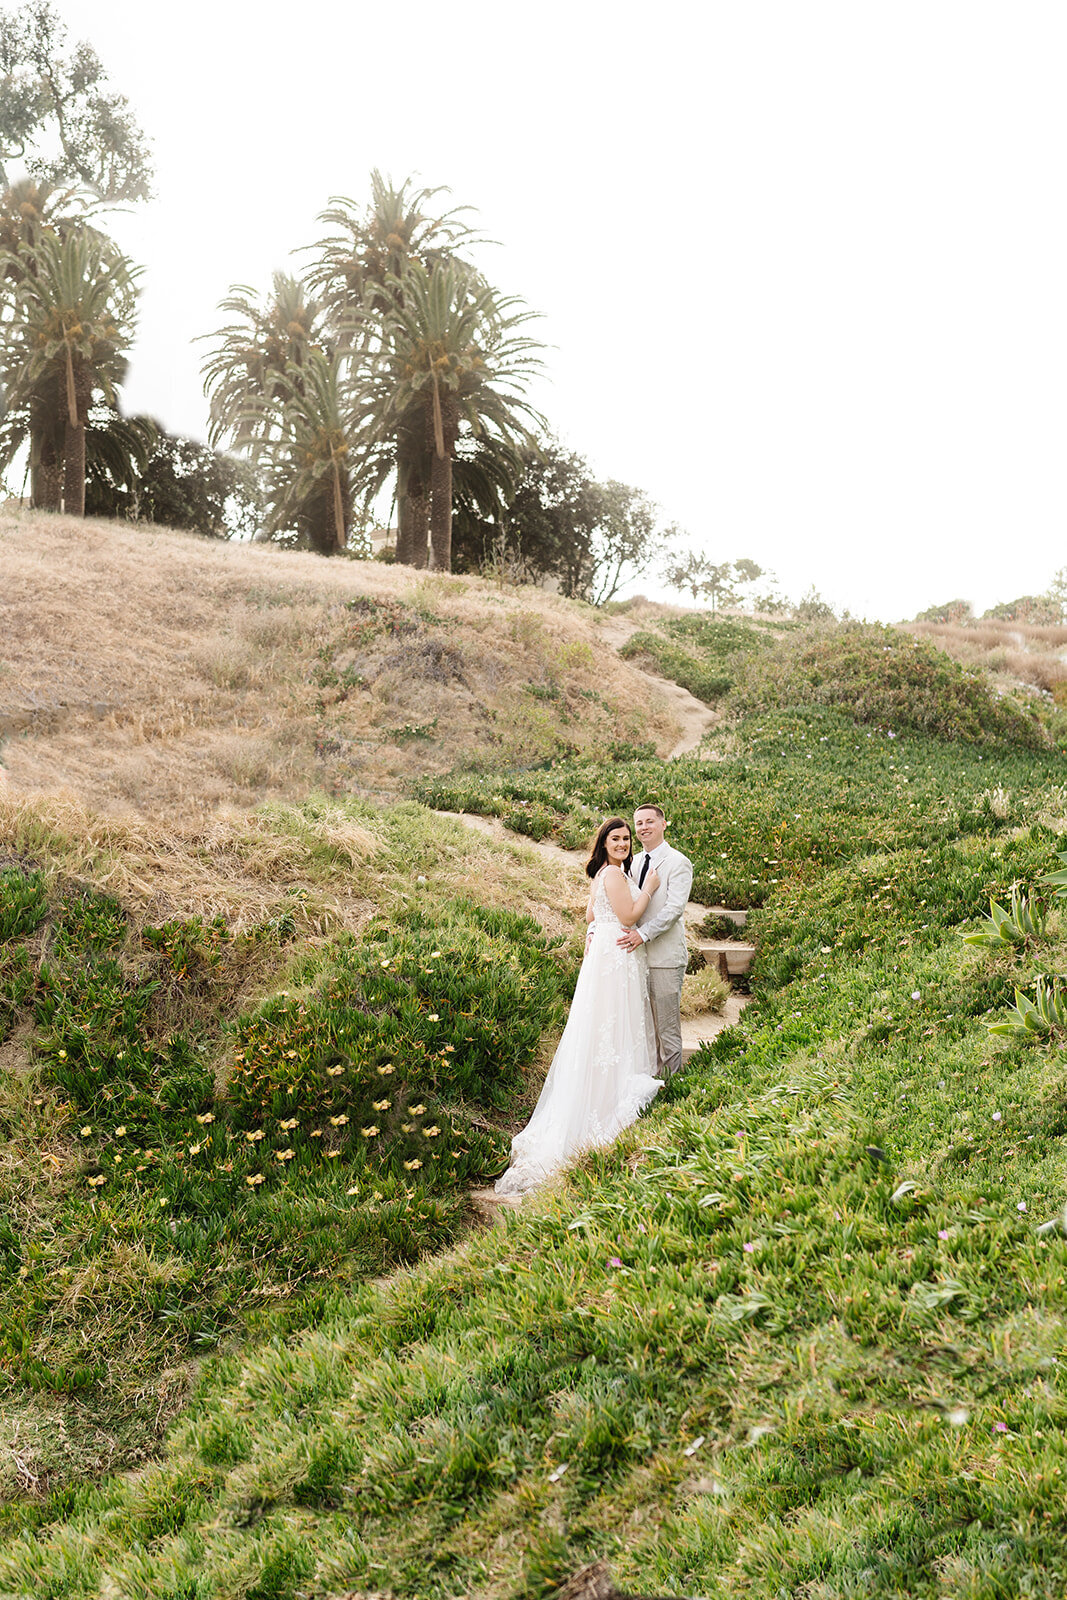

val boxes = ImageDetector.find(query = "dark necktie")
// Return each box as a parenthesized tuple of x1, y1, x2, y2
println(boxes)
(638, 854, 651, 888)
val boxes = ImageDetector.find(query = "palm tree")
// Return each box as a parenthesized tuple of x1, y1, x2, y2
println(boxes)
(201, 271, 327, 451)
(257, 347, 355, 555)
(201, 274, 358, 553)
(306, 173, 479, 566)
(373, 259, 544, 571)
(0, 225, 139, 514)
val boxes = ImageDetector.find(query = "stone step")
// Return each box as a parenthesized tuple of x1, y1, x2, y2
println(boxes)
(702, 904, 748, 928)
(695, 939, 756, 976)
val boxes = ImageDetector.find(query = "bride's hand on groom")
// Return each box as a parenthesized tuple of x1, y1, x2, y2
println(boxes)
(643, 868, 660, 895)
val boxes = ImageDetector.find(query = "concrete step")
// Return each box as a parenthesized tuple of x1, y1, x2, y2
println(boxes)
(695, 939, 756, 976)
(702, 905, 748, 928)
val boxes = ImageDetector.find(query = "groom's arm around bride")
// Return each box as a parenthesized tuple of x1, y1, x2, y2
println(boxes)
(617, 802, 694, 1080)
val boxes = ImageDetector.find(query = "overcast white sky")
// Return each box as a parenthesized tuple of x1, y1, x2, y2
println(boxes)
(27, 0, 1067, 618)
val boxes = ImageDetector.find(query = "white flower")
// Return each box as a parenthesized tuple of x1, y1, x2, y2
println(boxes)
(1017, 1201, 1027, 1212)
(911, 991, 921, 1001)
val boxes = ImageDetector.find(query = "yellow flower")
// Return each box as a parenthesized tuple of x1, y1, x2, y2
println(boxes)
(329, 1114, 349, 1127)
(58, 1050, 67, 1059)
(410, 1104, 427, 1115)
(80, 1126, 92, 1137)
(327, 1065, 344, 1077)
(423, 1125, 441, 1138)
(114, 1126, 127, 1137)
(275, 1148, 295, 1162)
(286, 1049, 297, 1059)
(245, 1173, 266, 1186)
(325, 1148, 340, 1158)
(188, 1142, 203, 1156)
(401, 1122, 413, 1133)
(377, 1063, 395, 1076)
(430, 951, 442, 958)
(196, 1112, 215, 1124)
(112, 1154, 123, 1165)
(311, 1128, 323, 1138)
(245, 1129, 266, 1142)
(373, 1098, 391, 1112)
(360, 1125, 380, 1138)
(158, 1195, 169, 1206)
(380, 959, 391, 968)
(279, 1117, 298, 1130)
(403, 1158, 423, 1171)
(346, 1185, 359, 1196)
(87, 1173, 105, 1187)
(426, 1013, 439, 1022)
(442, 1045, 456, 1053)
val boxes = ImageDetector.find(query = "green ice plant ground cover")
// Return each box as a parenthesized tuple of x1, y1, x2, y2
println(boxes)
(5, 714, 1067, 1595)
(0, 812, 574, 1502)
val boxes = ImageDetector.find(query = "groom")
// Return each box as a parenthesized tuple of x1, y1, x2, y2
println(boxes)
(617, 802, 693, 1080)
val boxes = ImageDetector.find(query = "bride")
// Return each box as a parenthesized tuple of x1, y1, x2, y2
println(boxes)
(495, 816, 663, 1197)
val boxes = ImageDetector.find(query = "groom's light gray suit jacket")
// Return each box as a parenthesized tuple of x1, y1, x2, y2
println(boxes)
(632, 843, 693, 969)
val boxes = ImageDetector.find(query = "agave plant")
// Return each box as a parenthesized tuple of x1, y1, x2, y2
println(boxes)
(986, 976, 1067, 1041)
(960, 884, 1046, 950)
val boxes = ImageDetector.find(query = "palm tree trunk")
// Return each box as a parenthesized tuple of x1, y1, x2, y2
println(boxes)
(30, 404, 62, 511)
(63, 420, 86, 516)
(409, 467, 430, 569)
(428, 398, 457, 572)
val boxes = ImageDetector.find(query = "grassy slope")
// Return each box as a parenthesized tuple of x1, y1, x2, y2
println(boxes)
(0, 791, 586, 1501)
(4, 706, 1067, 1597)
(5, 557, 1067, 1598)
(0, 510, 681, 817)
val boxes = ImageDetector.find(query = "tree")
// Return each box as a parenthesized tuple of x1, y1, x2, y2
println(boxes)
(84, 420, 263, 539)
(451, 439, 680, 604)
(1043, 568, 1067, 623)
(664, 553, 763, 616)
(200, 274, 355, 554)
(0, 223, 139, 514)
(0, 1, 152, 202)
(372, 258, 543, 572)
(305, 172, 478, 567)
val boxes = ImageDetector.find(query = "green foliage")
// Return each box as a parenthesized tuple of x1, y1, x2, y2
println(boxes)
(4, 689, 1067, 1591)
(727, 623, 1046, 746)
(619, 615, 768, 704)
(0, 2, 152, 200)
(414, 705, 1066, 906)
(0, 850, 573, 1461)
(85, 424, 264, 539)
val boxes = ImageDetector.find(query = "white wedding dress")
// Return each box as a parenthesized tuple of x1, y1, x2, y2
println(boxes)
(495, 868, 662, 1197)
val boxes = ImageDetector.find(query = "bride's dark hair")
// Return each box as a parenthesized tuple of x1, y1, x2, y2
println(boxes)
(585, 816, 633, 879)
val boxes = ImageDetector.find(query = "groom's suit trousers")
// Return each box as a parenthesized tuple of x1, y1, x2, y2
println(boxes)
(648, 964, 686, 1079)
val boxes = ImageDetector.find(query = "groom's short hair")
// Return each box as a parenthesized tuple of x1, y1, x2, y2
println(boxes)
(634, 802, 665, 820)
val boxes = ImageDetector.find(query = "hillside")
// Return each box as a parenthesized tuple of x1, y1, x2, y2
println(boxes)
(3, 522, 1067, 1599)
(0, 510, 684, 817)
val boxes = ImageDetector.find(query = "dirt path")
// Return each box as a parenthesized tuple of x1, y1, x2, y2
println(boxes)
(593, 615, 720, 758)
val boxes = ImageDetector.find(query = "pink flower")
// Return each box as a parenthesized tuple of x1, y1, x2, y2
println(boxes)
(994, 1422, 1009, 1433)
(608, 1256, 623, 1268)
(743, 1242, 756, 1253)
(937, 1230, 950, 1240)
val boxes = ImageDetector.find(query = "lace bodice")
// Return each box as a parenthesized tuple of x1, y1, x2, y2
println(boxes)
(592, 868, 640, 929)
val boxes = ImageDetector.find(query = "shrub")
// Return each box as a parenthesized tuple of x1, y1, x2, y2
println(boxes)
(726, 623, 1046, 747)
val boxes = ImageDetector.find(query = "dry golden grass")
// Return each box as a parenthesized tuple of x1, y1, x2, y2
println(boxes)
(0, 510, 682, 821)
(904, 618, 1067, 694)
(0, 786, 585, 942)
